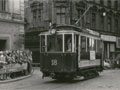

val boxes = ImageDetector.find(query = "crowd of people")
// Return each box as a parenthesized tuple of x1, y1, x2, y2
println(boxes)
(0, 50, 32, 65)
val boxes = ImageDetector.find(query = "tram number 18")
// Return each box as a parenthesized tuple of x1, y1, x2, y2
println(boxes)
(51, 59, 57, 66)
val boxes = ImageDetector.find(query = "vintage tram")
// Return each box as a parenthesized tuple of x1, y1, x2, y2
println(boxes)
(39, 25, 103, 80)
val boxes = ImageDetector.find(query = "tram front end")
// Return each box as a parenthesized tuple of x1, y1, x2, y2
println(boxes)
(40, 53, 77, 79)
(39, 30, 77, 79)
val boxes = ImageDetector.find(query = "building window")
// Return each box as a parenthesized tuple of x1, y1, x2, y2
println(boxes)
(33, 10, 37, 26)
(38, 10, 41, 21)
(56, 6, 66, 24)
(91, 13, 96, 28)
(100, 0, 104, 5)
(92, 0, 95, 3)
(107, 0, 111, 7)
(77, 9, 84, 27)
(114, 19, 118, 33)
(30, 1, 43, 27)
(114, 0, 118, 10)
(0, 0, 6, 11)
(107, 17, 112, 32)
(100, 15, 104, 31)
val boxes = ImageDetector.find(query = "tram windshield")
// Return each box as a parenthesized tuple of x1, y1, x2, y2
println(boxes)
(40, 34, 74, 53)
(47, 35, 63, 52)
(40, 34, 102, 53)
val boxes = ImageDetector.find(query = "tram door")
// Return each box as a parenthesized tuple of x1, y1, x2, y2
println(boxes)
(75, 35, 79, 68)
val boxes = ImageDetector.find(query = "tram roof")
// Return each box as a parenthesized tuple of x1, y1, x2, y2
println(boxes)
(39, 24, 100, 36)
(56, 24, 82, 32)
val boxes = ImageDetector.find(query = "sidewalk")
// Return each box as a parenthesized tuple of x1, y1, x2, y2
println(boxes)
(0, 74, 32, 84)
(0, 67, 39, 84)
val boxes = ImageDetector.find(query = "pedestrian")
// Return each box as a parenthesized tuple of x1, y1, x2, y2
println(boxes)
(0, 51, 6, 64)
(115, 54, 120, 68)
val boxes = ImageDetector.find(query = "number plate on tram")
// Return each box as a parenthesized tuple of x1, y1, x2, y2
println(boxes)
(51, 59, 57, 66)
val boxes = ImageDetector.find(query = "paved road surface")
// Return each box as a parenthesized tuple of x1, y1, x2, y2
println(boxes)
(0, 68, 120, 90)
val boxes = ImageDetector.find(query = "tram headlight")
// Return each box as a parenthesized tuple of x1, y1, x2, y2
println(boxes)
(50, 29, 56, 34)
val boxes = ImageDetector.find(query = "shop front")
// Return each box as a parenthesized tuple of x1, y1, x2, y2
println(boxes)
(101, 35, 116, 68)
(115, 37, 120, 68)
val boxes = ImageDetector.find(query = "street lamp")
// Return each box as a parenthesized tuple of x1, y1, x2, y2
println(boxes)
(75, 4, 106, 25)
(103, 12, 106, 17)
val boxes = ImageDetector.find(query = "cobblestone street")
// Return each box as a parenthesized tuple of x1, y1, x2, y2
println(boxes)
(0, 68, 120, 90)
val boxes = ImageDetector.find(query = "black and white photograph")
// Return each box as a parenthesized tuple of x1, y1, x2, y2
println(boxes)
(0, 0, 120, 90)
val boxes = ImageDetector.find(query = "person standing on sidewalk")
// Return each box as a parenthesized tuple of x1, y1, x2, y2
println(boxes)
(115, 54, 120, 68)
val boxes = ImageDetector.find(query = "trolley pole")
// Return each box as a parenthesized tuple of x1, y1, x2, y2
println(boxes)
(75, 5, 91, 25)
(75, 2, 106, 26)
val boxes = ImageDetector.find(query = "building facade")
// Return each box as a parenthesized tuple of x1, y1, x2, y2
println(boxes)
(0, 0, 25, 50)
(25, 0, 120, 64)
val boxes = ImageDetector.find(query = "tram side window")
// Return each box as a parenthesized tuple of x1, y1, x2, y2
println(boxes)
(87, 38, 90, 51)
(75, 35, 79, 52)
(81, 36, 89, 60)
(65, 34, 72, 52)
(92, 39, 96, 51)
(81, 36, 86, 52)
(88, 38, 96, 51)
(41, 35, 45, 52)
(96, 40, 102, 52)
(93, 39, 96, 51)
(47, 35, 63, 52)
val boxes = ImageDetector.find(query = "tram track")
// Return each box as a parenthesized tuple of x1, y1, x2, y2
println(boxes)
(2, 68, 100, 90)
(0, 69, 101, 90)
(1, 70, 119, 90)
(14, 82, 71, 90)
(13, 78, 85, 90)
(14, 75, 101, 90)
(11, 71, 99, 90)
(13, 79, 70, 90)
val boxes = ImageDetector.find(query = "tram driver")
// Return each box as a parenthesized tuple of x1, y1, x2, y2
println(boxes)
(65, 35, 72, 52)
(67, 39, 72, 52)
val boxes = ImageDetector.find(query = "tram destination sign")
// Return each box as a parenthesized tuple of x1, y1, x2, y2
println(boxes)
(86, 28, 100, 36)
